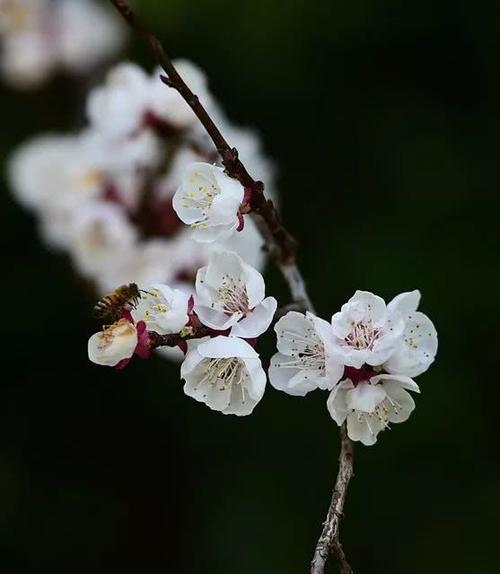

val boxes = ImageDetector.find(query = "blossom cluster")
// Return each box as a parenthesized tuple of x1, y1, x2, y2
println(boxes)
(270, 290, 437, 444)
(9, 59, 276, 314)
(89, 251, 277, 416)
(0, 0, 125, 88)
(88, 242, 437, 443)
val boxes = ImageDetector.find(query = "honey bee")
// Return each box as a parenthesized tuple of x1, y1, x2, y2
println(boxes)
(93, 283, 141, 321)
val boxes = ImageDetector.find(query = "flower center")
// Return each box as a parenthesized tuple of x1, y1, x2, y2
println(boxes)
(217, 275, 249, 315)
(1, 3, 29, 31)
(200, 357, 249, 393)
(142, 289, 169, 320)
(182, 173, 218, 223)
(99, 319, 135, 346)
(277, 326, 326, 372)
(77, 169, 102, 191)
(355, 404, 390, 434)
(354, 393, 403, 435)
(345, 320, 380, 350)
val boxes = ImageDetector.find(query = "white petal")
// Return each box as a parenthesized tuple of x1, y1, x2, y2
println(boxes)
(207, 191, 241, 226)
(326, 382, 353, 425)
(131, 283, 189, 334)
(345, 382, 387, 413)
(88, 321, 137, 367)
(268, 353, 322, 396)
(383, 383, 416, 423)
(387, 290, 421, 314)
(204, 250, 244, 287)
(243, 269, 266, 310)
(180, 337, 209, 377)
(370, 374, 420, 393)
(194, 304, 242, 331)
(350, 290, 387, 324)
(384, 311, 438, 377)
(197, 336, 258, 359)
(346, 412, 381, 446)
(242, 357, 267, 402)
(222, 384, 259, 416)
(212, 169, 245, 203)
(183, 368, 232, 412)
(230, 296, 277, 338)
(191, 222, 237, 243)
(274, 312, 315, 355)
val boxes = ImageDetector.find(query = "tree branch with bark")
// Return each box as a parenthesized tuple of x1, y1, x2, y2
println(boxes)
(109, 1, 354, 572)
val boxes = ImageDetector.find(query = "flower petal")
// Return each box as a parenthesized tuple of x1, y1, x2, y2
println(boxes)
(370, 373, 420, 393)
(387, 290, 421, 314)
(230, 296, 277, 338)
(269, 353, 322, 396)
(384, 311, 438, 377)
(345, 381, 387, 413)
(197, 336, 259, 359)
(326, 382, 353, 426)
(242, 357, 267, 402)
(194, 304, 242, 331)
(346, 412, 382, 446)
(383, 382, 416, 423)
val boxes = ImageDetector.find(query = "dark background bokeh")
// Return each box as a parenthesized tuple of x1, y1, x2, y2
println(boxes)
(1, 0, 499, 572)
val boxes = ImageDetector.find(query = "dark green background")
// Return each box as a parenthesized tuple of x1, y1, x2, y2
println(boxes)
(1, 0, 498, 572)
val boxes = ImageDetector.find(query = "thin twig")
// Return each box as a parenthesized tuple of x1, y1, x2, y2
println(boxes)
(108, 3, 353, 572)
(310, 424, 355, 574)
(110, 0, 297, 265)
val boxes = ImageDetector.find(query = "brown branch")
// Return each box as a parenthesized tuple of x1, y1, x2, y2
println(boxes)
(110, 0, 297, 267)
(109, 3, 352, 573)
(310, 424, 355, 574)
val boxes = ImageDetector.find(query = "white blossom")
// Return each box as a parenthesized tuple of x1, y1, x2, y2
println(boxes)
(95, 239, 178, 294)
(327, 374, 420, 446)
(330, 290, 405, 368)
(87, 63, 150, 138)
(147, 60, 212, 129)
(8, 134, 101, 211)
(181, 336, 266, 415)
(217, 216, 267, 272)
(8, 56, 278, 366)
(88, 319, 138, 367)
(325, 289, 438, 445)
(0, 29, 54, 88)
(269, 311, 343, 396)
(68, 201, 137, 279)
(131, 283, 190, 335)
(0, 0, 125, 88)
(384, 290, 438, 377)
(194, 250, 277, 338)
(173, 162, 245, 243)
(57, 0, 125, 73)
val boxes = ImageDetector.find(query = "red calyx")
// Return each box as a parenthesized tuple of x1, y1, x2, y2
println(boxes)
(343, 364, 379, 386)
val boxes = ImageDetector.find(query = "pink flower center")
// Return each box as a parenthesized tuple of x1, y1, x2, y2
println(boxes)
(343, 365, 378, 386)
(345, 320, 381, 350)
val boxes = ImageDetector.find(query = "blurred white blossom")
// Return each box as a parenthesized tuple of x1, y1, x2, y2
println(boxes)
(8, 59, 277, 365)
(0, 0, 125, 88)
(69, 201, 137, 278)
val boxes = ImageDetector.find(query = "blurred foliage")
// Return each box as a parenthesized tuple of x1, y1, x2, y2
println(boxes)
(1, 0, 499, 572)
